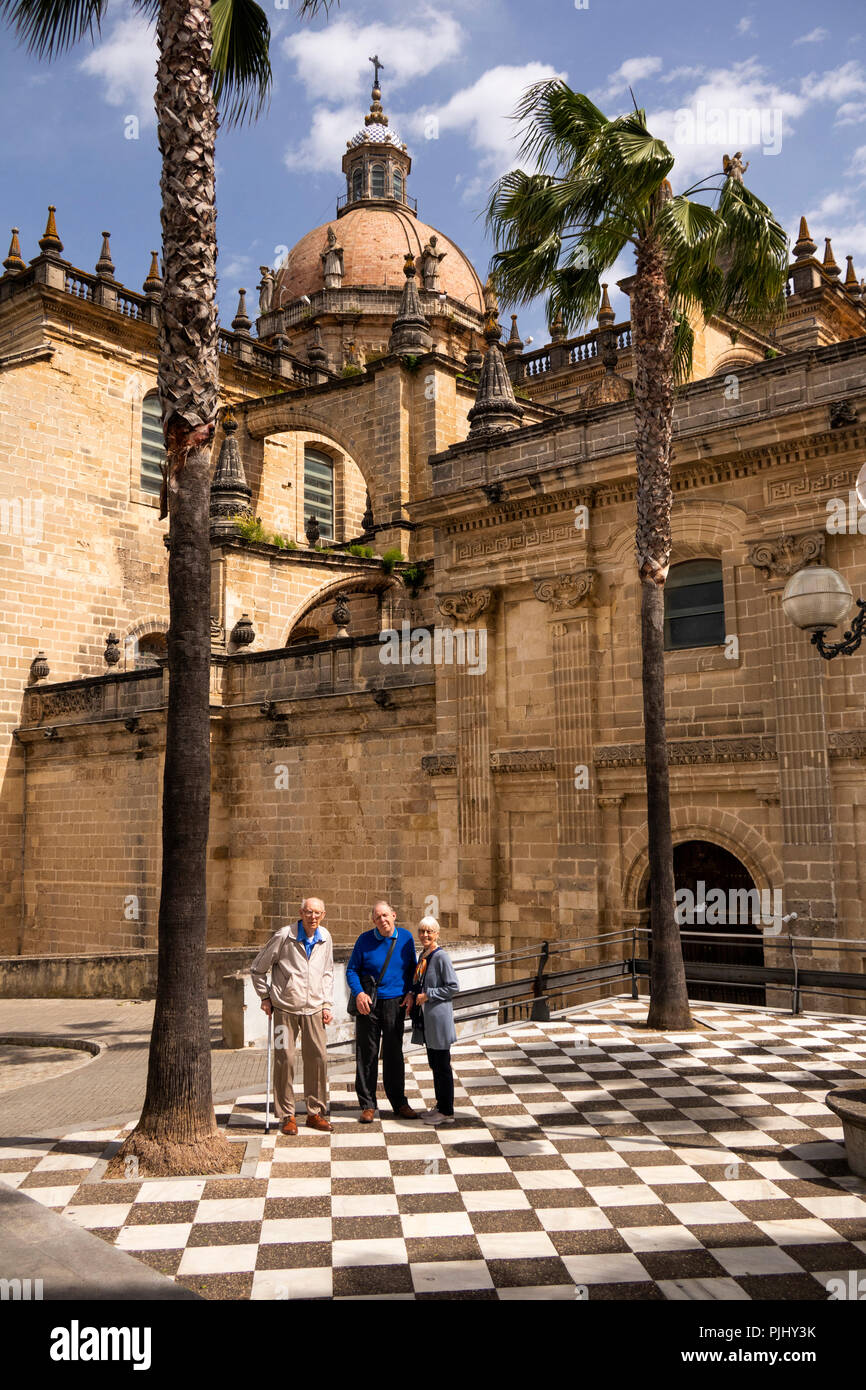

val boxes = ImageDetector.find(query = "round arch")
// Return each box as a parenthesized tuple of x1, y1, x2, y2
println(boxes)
(123, 618, 169, 670)
(282, 572, 405, 646)
(621, 808, 782, 912)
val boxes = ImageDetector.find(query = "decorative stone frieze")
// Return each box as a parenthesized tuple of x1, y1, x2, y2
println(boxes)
(594, 736, 778, 768)
(489, 749, 555, 773)
(422, 753, 457, 776)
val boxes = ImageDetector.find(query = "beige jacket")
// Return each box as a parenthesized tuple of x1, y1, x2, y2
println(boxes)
(250, 923, 334, 1015)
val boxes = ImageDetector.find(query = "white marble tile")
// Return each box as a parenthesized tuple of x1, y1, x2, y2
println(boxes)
(251, 1267, 332, 1299)
(476, 1230, 558, 1260)
(634, 1165, 704, 1185)
(621, 1224, 703, 1252)
(116, 1223, 193, 1251)
(260, 1218, 332, 1243)
(196, 1197, 265, 1223)
(561, 1253, 651, 1284)
(658, 1277, 750, 1301)
(460, 1188, 531, 1212)
(332, 1238, 407, 1267)
(667, 1200, 750, 1225)
(755, 1217, 840, 1244)
(713, 1245, 805, 1276)
(136, 1178, 207, 1203)
(331, 1194, 399, 1218)
(178, 1243, 258, 1274)
(400, 1211, 474, 1239)
(535, 1206, 613, 1232)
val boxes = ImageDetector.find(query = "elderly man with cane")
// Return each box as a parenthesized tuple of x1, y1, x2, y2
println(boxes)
(251, 897, 334, 1135)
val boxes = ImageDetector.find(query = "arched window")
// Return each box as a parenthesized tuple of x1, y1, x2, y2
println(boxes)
(140, 392, 165, 495)
(371, 163, 385, 198)
(304, 446, 334, 541)
(352, 165, 363, 201)
(135, 631, 168, 669)
(664, 559, 725, 650)
(393, 170, 404, 202)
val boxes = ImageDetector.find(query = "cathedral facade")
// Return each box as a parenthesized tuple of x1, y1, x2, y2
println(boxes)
(1, 80, 865, 1007)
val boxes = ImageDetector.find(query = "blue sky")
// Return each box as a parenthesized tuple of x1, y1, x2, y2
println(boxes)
(1, 0, 865, 348)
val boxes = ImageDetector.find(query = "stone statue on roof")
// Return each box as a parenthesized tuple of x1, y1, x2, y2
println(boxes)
(258, 266, 274, 315)
(420, 235, 447, 294)
(722, 152, 749, 184)
(321, 227, 344, 290)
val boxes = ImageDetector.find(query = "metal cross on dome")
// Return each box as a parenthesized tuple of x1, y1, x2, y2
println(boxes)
(369, 54, 383, 87)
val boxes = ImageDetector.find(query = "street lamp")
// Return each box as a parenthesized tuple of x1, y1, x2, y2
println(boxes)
(781, 565, 865, 659)
(780, 458, 866, 658)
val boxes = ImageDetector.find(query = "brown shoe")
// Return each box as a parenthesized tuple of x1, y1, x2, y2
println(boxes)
(306, 1114, 333, 1133)
(280, 1116, 298, 1136)
(395, 1104, 418, 1120)
(359, 1108, 376, 1124)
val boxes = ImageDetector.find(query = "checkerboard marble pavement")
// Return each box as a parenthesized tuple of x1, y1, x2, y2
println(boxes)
(3, 997, 866, 1300)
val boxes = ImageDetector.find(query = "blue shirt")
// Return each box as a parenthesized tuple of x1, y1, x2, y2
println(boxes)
(346, 927, 417, 1000)
(297, 920, 322, 959)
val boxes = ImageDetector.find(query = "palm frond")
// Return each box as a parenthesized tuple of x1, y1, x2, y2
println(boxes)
(0, 0, 104, 57)
(671, 312, 695, 386)
(211, 0, 272, 127)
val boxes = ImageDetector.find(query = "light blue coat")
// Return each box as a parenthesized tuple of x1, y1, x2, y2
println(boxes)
(411, 948, 460, 1050)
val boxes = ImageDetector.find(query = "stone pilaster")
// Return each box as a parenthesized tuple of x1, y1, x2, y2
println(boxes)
(534, 569, 599, 935)
(437, 587, 497, 939)
(747, 532, 838, 935)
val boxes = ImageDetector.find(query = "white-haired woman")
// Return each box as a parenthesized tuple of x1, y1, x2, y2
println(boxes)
(406, 915, 460, 1125)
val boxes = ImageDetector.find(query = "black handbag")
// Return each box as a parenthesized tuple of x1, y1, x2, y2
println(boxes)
(347, 933, 398, 1017)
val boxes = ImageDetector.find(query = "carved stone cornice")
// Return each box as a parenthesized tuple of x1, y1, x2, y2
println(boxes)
(421, 753, 457, 777)
(828, 730, 866, 759)
(437, 587, 493, 624)
(533, 570, 597, 611)
(490, 749, 555, 773)
(746, 531, 825, 581)
(597, 794, 625, 809)
(594, 735, 778, 768)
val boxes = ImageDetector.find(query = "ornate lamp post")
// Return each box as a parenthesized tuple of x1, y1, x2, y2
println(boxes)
(781, 464, 866, 658)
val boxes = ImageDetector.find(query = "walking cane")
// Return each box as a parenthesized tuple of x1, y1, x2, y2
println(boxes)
(265, 1009, 273, 1135)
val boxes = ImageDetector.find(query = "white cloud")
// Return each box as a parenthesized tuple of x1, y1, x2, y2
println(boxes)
(79, 14, 157, 124)
(848, 144, 866, 178)
(661, 66, 705, 86)
(282, 11, 464, 103)
(794, 27, 829, 45)
(737, 18, 753, 36)
(802, 191, 866, 262)
(836, 101, 866, 125)
(646, 57, 866, 186)
(284, 103, 361, 174)
(600, 56, 663, 102)
(800, 60, 866, 103)
(405, 62, 566, 197)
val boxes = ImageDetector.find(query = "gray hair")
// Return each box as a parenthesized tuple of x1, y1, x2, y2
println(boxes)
(418, 915, 440, 932)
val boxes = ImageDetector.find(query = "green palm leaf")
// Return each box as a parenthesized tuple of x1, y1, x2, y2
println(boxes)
(0, 0, 104, 57)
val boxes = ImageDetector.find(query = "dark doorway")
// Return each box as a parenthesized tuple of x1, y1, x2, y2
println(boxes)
(642, 840, 766, 1006)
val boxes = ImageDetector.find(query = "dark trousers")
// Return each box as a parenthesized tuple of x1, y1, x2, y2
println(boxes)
(426, 1046, 454, 1116)
(355, 996, 408, 1113)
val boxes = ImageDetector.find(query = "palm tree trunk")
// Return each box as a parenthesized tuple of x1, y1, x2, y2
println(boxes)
(113, 0, 234, 1175)
(631, 233, 692, 1031)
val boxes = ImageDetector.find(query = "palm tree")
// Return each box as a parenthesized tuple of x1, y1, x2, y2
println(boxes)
(487, 83, 788, 1029)
(1, 0, 325, 1172)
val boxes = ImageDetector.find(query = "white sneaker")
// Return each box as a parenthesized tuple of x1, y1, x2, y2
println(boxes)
(421, 1110, 455, 1125)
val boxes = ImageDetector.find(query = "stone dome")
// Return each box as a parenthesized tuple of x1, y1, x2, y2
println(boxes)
(273, 207, 485, 313)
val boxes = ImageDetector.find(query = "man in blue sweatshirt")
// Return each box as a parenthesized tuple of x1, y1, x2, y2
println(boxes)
(346, 900, 419, 1122)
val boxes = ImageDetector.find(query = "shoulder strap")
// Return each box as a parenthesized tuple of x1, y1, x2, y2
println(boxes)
(374, 931, 399, 986)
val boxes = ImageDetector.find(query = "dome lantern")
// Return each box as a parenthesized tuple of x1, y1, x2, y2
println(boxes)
(340, 57, 413, 217)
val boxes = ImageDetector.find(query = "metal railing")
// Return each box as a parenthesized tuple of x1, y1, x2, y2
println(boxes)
(324, 926, 866, 1051)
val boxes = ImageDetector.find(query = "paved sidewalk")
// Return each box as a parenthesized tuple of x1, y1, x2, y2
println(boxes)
(0, 999, 290, 1136)
(3, 997, 866, 1301)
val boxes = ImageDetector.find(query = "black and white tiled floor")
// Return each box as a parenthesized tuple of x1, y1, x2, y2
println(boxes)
(3, 997, 866, 1300)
